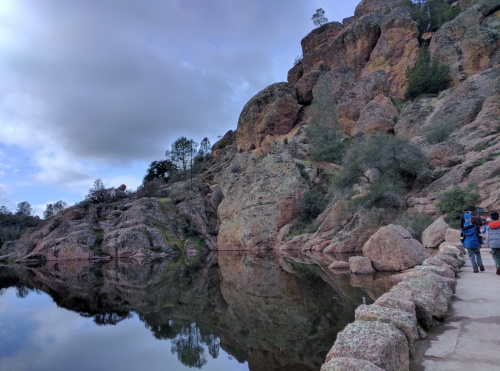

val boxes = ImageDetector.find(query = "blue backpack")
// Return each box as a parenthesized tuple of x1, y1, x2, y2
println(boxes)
(462, 211, 473, 227)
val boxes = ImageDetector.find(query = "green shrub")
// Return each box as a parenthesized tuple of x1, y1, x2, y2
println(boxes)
(396, 211, 433, 241)
(421, 120, 457, 144)
(333, 134, 428, 209)
(307, 123, 345, 163)
(299, 187, 328, 223)
(436, 184, 481, 226)
(406, 48, 450, 100)
(465, 153, 500, 174)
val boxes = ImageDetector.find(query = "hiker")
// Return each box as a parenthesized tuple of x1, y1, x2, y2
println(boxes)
(461, 216, 484, 273)
(485, 212, 500, 275)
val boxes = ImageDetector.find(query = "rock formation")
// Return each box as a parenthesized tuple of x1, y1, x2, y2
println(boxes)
(362, 224, 430, 271)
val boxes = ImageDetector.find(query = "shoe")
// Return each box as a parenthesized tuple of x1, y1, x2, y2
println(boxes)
(497, 267, 500, 275)
(473, 269, 479, 273)
(479, 265, 485, 271)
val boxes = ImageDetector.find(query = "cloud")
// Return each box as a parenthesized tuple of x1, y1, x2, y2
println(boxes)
(0, 0, 358, 206)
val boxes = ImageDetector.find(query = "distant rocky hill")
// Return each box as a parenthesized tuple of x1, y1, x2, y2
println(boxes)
(2, 0, 499, 262)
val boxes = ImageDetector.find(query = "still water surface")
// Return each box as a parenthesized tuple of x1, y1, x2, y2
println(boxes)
(0, 251, 394, 371)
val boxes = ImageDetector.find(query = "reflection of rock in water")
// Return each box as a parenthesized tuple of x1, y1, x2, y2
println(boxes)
(0, 251, 395, 371)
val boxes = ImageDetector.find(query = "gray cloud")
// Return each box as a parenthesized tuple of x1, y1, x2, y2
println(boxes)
(0, 0, 357, 167)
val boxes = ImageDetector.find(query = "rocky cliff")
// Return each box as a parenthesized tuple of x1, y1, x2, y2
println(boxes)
(213, 0, 499, 251)
(2, 0, 499, 260)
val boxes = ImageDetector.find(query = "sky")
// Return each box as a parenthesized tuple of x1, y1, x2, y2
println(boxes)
(0, 0, 359, 217)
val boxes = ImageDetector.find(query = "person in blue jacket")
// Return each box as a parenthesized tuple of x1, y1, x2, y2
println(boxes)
(461, 216, 484, 273)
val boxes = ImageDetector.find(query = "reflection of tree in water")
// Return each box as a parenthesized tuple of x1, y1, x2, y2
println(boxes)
(92, 311, 133, 326)
(148, 319, 220, 369)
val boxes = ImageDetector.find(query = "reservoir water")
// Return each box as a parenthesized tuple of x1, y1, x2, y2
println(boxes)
(0, 251, 395, 371)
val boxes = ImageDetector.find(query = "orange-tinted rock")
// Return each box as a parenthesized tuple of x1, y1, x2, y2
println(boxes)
(287, 62, 303, 85)
(301, 22, 344, 55)
(362, 7, 420, 98)
(236, 82, 299, 152)
(337, 70, 390, 135)
(430, 1, 500, 85)
(354, 0, 404, 18)
(295, 67, 327, 105)
(302, 14, 383, 80)
(353, 94, 398, 136)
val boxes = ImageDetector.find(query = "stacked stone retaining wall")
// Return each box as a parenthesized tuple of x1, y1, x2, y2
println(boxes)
(321, 242, 465, 371)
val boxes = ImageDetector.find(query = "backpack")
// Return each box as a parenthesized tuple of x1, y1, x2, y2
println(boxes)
(462, 211, 473, 227)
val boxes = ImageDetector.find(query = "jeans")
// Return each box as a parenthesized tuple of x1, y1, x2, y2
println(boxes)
(467, 248, 483, 270)
(492, 248, 500, 268)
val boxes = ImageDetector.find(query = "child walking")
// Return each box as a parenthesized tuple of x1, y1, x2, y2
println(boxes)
(461, 216, 484, 273)
(485, 212, 500, 275)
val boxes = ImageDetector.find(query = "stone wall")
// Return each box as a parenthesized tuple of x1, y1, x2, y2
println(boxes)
(320, 243, 465, 371)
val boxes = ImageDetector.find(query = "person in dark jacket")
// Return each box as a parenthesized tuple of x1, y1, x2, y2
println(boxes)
(486, 212, 500, 275)
(461, 216, 484, 273)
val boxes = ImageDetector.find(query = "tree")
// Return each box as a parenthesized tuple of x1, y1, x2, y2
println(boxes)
(196, 137, 211, 160)
(43, 204, 55, 219)
(436, 184, 481, 227)
(86, 178, 107, 203)
(53, 200, 68, 214)
(333, 134, 428, 208)
(403, 0, 461, 34)
(166, 137, 199, 173)
(312, 8, 328, 27)
(307, 123, 345, 163)
(0, 206, 11, 215)
(144, 159, 178, 182)
(16, 201, 32, 216)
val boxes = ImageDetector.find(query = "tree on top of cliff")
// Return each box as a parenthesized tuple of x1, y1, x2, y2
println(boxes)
(166, 137, 199, 173)
(312, 8, 328, 27)
(333, 134, 428, 208)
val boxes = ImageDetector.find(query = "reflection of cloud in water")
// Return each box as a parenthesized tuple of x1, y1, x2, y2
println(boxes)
(0, 288, 247, 371)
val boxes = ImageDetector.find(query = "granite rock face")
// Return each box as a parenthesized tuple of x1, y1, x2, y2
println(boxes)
(216, 152, 309, 250)
(362, 224, 430, 271)
(429, 0, 500, 85)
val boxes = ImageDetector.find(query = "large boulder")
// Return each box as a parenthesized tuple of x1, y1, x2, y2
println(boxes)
(349, 256, 376, 274)
(302, 14, 383, 79)
(295, 67, 327, 105)
(421, 217, 450, 248)
(321, 357, 383, 371)
(390, 273, 453, 329)
(301, 22, 344, 55)
(216, 152, 309, 250)
(336, 70, 390, 134)
(326, 321, 409, 371)
(430, 0, 500, 85)
(236, 82, 299, 152)
(375, 290, 416, 317)
(355, 304, 419, 346)
(354, 0, 405, 18)
(362, 6, 420, 98)
(362, 224, 430, 271)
